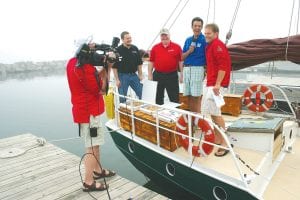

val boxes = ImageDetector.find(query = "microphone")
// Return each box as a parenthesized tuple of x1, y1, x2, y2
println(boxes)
(191, 37, 197, 47)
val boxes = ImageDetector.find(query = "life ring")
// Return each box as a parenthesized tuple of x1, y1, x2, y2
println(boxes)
(243, 84, 274, 112)
(176, 115, 215, 157)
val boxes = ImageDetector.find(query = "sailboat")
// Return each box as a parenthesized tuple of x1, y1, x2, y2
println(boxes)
(105, 1, 300, 199)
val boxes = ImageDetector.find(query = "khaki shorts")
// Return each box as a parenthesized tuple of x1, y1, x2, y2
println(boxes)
(201, 86, 228, 116)
(79, 115, 104, 148)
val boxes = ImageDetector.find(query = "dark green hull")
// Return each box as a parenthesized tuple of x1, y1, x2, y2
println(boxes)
(108, 128, 259, 200)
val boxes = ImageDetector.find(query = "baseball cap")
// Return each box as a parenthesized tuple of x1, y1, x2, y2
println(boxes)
(159, 28, 170, 35)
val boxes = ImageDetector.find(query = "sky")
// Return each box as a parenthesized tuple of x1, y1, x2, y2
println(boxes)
(0, 0, 299, 64)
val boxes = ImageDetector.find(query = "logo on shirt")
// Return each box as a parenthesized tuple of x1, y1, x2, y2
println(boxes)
(196, 43, 202, 48)
(132, 50, 138, 54)
(168, 49, 175, 52)
(217, 46, 223, 52)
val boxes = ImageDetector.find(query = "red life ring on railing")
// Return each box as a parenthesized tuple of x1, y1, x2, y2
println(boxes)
(176, 114, 215, 157)
(243, 84, 274, 112)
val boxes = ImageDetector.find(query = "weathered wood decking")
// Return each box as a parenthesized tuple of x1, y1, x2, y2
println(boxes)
(0, 134, 168, 200)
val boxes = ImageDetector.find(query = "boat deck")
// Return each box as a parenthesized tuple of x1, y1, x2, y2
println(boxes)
(0, 133, 168, 200)
(263, 138, 300, 200)
(173, 133, 300, 200)
(172, 112, 269, 178)
(174, 144, 266, 180)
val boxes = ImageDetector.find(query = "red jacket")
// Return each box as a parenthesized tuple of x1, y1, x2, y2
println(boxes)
(66, 57, 104, 123)
(205, 38, 231, 87)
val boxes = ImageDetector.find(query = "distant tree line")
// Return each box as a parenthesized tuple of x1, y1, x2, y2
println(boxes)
(0, 60, 67, 80)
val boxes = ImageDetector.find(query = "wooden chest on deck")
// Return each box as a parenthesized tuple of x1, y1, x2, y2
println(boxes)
(118, 107, 134, 131)
(221, 94, 243, 116)
(134, 111, 180, 152)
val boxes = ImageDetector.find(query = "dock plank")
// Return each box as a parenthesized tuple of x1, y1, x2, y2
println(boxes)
(0, 133, 167, 200)
(68, 176, 128, 200)
(0, 133, 36, 147)
(0, 152, 78, 188)
(0, 166, 78, 198)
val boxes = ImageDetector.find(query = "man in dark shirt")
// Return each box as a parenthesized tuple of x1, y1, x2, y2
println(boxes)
(113, 31, 143, 103)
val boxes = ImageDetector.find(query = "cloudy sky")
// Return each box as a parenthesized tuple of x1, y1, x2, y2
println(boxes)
(0, 0, 298, 63)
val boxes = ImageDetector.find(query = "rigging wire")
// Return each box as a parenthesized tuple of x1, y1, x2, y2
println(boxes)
(285, 0, 296, 61)
(169, 0, 190, 30)
(226, 0, 242, 85)
(213, 0, 216, 23)
(297, 0, 300, 34)
(145, 0, 190, 55)
(206, 0, 211, 23)
(206, 0, 216, 23)
(145, 0, 183, 52)
(225, 0, 242, 45)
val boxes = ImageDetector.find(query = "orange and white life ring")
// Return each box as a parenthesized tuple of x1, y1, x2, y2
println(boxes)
(243, 84, 274, 112)
(176, 114, 215, 157)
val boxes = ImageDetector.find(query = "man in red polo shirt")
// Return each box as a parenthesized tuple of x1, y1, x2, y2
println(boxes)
(203, 23, 231, 157)
(148, 28, 183, 105)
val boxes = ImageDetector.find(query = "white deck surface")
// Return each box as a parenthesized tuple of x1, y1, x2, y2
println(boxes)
(263, 138, 300, 200)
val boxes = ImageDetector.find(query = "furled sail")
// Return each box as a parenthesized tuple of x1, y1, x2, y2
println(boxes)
(228, 34, 300, 70)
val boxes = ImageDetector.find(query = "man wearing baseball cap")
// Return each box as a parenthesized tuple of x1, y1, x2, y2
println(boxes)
(148, 28, 183, 105)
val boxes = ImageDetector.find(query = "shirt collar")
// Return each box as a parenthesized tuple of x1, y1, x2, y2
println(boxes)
(160, 41, 172, 48)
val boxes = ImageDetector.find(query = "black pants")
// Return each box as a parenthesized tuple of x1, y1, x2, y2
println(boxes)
(153, 70, 179, 105)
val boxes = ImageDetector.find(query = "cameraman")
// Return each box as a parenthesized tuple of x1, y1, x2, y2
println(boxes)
(66, 42, 115, 192)
(112, 31, 143, 103)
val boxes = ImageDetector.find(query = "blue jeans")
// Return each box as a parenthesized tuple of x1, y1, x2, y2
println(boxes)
(118, 73, 143, 103)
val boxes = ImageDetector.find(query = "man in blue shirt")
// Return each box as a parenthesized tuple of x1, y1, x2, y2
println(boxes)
(182, 17, 207, 113)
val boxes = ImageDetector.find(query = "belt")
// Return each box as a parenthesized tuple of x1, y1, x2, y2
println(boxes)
(155, 70, 177, 75)
(184, 65, 203, 67)
(118, 72, 136, 74)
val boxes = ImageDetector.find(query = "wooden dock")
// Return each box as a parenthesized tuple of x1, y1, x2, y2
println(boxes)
(0, 133, 168, 200)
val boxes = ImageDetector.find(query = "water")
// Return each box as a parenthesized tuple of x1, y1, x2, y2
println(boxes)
(0, 75, 146, 183)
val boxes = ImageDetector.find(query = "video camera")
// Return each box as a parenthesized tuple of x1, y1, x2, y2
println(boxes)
(76, 37, 121, 67)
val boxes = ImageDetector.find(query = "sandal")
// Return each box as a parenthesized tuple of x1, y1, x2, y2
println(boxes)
(93, 169, 116, 180)
(83, 181, 108, 192)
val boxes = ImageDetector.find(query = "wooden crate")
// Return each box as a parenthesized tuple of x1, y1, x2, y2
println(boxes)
(134, 111, 180, 152)
(221, 94, 243, 116)
(118, 107, 133, 131)
(179, 93, 189, 110)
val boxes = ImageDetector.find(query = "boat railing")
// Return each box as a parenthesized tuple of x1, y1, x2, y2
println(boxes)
(112, 90, 251, 189)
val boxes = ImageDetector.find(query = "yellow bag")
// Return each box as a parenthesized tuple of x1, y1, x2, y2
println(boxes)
(104, 88, 115, 119)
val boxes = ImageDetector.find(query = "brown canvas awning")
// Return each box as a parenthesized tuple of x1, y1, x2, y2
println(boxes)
(228, 34, 300, 71)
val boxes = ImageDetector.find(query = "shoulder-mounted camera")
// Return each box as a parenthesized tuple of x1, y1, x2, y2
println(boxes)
(76, 37, 121, 67)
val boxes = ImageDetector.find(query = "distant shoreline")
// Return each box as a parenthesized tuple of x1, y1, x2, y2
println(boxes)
(1, 60, 299, 81)
(0, 60, 67, 81)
